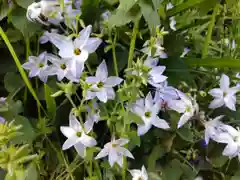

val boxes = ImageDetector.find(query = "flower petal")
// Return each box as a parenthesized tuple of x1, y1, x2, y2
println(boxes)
(137, 123, 152, 136)
(152, 116, 170, 129)
(222, 142, 238, 157)
(105, 77, 123, 87)
(108, 149, 118, 167)
(177, 112, 192, 128)
(60, 126, 75, 138)
(117, 147, 134, 159)
(209, 98, 225, 109)
(69, 112, 82, 132)
(95, 148, 109, 160)
(96, 90, 108, 103)
(74, 49, 89, 64)
(145, 92, 154, 110)
(62, 137, 79, 150)
(96, 60, 108, 80)
(224, 95, 236, 111)
(220, 74, 230, 92)
(208, 88, 223, 98)
(80, 133, 97, 147)
(74, 142, 86, 158)
(83, 38, 102, 53)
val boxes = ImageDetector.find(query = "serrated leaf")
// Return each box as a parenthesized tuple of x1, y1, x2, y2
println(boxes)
(44, 84, 57, 121)
(138, 0, 160, 35)
(16, 0, 34, 9)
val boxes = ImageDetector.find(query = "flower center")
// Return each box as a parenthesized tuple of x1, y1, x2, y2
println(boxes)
(60, 64, 66, 70)
(137, 177, 143, 180)
(223, 92, 227, 97)
(186, 106, 191, 112)
(144, 111, 151, 118)
(76, 132, 82, 137)
(39, 63, 44, 68)
(74, 48, 81, 55)
(112, 143, 118, 148)
(97, 81, 104, 88)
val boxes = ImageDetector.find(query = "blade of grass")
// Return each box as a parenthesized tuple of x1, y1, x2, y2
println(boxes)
(0, 26, 47, 115)
(183, 57, 240, 68)
(167, 0, 205, 17)
(201, 4, 219, 58)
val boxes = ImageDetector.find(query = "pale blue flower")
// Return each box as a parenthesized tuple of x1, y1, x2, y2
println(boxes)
(131, 92, 170, 136)
(144, 57, 167, 87)
(48, 25, 102, 77)
(47, 54, 82, 82)
(22, 52, 52, 83)
(85, 60, 123, 103)
(141, 39, 168, 58)
(209, 74, 239, 111)
(60, 112, 97, 157)
(95, 138, 134, 167)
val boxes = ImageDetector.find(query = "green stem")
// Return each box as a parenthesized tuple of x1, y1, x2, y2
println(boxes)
(0, 27, 47, 116)
(201, 4, 219, 58)
(122, 157, 127, 180)
(112, 31, 119, 76)
(35, 79, 41, 119)
(127, 20, 139, 68)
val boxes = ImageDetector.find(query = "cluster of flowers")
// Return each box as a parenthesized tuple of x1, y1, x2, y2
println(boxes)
(23, 0, 240, 179)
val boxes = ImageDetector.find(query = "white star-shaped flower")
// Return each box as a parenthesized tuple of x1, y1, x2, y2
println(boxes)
(168, 91, 198, 128)
(129, 165, 148, 180)
(218, 125, 240, 159)
(48, 25, 102, 76)
(208, 74, 239, 111)
(60, 112, 97, 158)
(131, 92, 170, 136)
(204, 115, 229, 145)
(153, 81, 179, 107)
(143, 57, 167, 87)
(85, 60, 123, 103)
(47, 54, 82, 82)
(95, 138, 134, 167)
(22, 51, 52, 83)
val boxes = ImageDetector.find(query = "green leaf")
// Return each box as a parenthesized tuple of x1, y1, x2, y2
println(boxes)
(231, 170, 240, 180)
(167, 0, 205, 16)
(127, 131, 141, 147)
(183, 57, 240, 68)
(4, 72, 24, 93)
(24, 163, 38, 180)
(177, 128, 194, 143)
(108, 0, 141, 27)
(162, 159, 183, 180)
(148, 172, 163, 180)
(16, 0, 34, 9)
(148, 144, 165, 171)
(13, 116, 36, 143)
(138, 0, 160, 35)
(10, 7, 41, 38)
(126, 111, 143, 124)
(211, 156, 228, 168)
(0, 0, 9, 21)
(44, 84, 57, 121)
